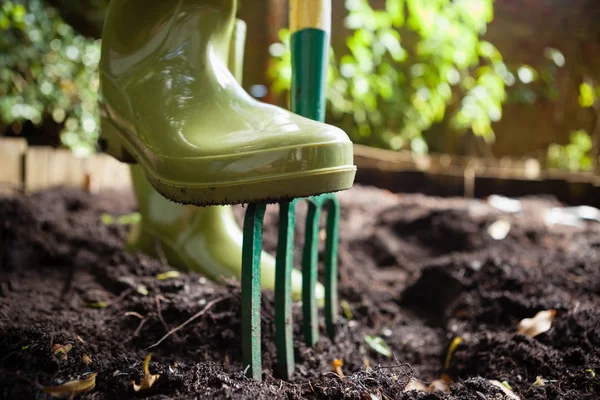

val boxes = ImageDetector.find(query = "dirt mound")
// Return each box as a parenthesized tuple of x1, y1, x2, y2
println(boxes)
(1, 186, 598, 399)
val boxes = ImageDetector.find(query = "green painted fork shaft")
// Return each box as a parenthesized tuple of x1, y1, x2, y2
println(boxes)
(302, 198, 321, 346)
(241, 203, 266, 380)
(323, 195, 340, 338)
(275, 200, 297, 380)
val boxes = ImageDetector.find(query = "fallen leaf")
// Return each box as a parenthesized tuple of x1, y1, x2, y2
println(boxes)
(156, 271, 181, 281)
(404, 378, 428, 392)
(533, 376, 545, 386)
(82, 354, 92, 365)
(365, 335, 392, 358)
(488, 219, 511, 240)
(340, 300, 353, 320)
(489, 379, 520, 399)
(517, 309, 556, 338)
(332, 359, 344, 377)
(585, 369, 595, 378)
(100, 214, 114, 225)
(42, 373, 96, 398)
(428, 378, 451, 393)
(445, 337, 462, 369)
(132, 354, 160, 392)
(88, 301, 109, 309)
(53, 344, 73, 361)
(136, 285, 149, 296)
(404, 377, 451, 394)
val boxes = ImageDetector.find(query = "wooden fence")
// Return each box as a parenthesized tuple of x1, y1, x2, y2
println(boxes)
(0, 138, 131, 195)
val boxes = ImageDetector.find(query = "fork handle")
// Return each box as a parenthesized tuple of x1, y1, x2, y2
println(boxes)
(289, 0, 331, 122)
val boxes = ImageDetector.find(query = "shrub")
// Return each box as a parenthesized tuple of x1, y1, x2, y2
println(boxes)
(0, 0, 100, 156)
(269, 0, 511, 153)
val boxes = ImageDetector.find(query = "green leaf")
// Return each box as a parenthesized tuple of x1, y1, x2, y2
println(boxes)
(89, 301, 108, 308)
(386, 0, 405, 27)
(579, 82, 595, 108)
(156, 271, 181, 281)
(117, 212, 141, 225)
(100, 214, 114, 225)
(365, 335, 392, 358)
(341, 300, 353, 320)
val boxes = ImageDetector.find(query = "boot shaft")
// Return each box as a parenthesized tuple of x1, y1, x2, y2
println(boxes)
(101, 0, 237, 67)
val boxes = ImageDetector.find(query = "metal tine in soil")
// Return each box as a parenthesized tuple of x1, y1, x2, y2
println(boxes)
(241, 193, 341, 381)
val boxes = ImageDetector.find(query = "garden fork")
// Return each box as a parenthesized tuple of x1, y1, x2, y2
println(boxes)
(241, 0, 343, 381)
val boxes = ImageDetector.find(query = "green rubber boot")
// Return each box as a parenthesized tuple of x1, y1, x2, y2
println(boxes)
(99, 0, 355, 206)
(125, 16, 323, 302)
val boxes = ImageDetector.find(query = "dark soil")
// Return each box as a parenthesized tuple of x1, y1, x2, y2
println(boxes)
(1, 185, 599, 399)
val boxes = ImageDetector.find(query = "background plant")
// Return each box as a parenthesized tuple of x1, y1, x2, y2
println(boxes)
(0, 0, 101, 156)
(546, 80, 600, 172)
(269, 0, 512, 153)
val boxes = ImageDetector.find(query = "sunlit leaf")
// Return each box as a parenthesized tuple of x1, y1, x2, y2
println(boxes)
(517, 309, 557, 338)
(156, 270, 181, 281)
(132, 354, 160, 392)
(579, 82, 595, 108)
(42, 373, 96, 398)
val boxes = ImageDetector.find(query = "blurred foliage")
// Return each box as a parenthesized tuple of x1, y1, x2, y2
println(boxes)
(547, 130, 593, 172)
(578, 81, 599, 109)
(269, 0, 511, 152)
(546, 80, 600, 172)
(506, 49, 565, 105)
(0, 0, 101, 156)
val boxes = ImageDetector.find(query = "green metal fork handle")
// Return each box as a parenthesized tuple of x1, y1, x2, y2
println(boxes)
(290, 28, 329, 122)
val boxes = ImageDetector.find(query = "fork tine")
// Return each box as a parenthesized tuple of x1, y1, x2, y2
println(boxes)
(302, 198, 321, 347)
(275, 200, 297, 380)
(322, 194, 340, 338)
(241, 202, 266, 381)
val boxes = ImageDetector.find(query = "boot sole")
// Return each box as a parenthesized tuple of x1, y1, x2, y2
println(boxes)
(100, 118, 356, 206)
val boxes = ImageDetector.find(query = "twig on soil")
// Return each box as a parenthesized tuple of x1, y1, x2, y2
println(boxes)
(124, 311, 144, 319)
(145, 295, 230, 349)
(155, 295, 171, 333)
(122, 316, 149, 344)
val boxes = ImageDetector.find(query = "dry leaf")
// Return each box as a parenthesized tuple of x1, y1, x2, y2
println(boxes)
(517, 310, 556, 338)
(42, 373, 96, 398)
(53, 344, 72, 361)
(488, 220, 511, 240)
(132, 354, 160, 392)
(428, 379, 451, 393)
(533, 376, 545, 386)
(404, 377, 451, 394)
(489, 379, 521, 399)
(404, 378, 428, 392)
(82, 354, 92, 365)
(332, 359, 344, 377)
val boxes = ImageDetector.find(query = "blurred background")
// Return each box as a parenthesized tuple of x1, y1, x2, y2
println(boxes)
(1, 0, 600, 190)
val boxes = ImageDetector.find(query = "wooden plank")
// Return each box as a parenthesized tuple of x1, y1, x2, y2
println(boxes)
(0, 138, 28, 194)
(47, 148, 86, 189)
(85, 154, 131, 193)
(24, 146, 54, 193)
